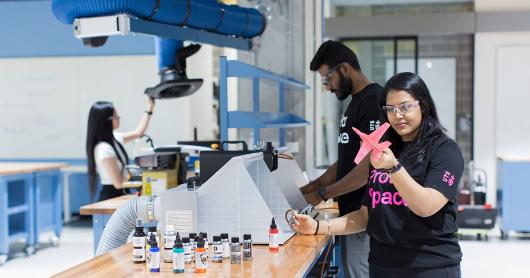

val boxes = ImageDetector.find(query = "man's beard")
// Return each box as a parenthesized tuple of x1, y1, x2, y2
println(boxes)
(332, 72, 352, 101)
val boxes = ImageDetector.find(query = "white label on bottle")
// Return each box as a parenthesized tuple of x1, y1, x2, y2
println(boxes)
(184, 246, 192, 263)
(195, 251, 208, 269)
(222, 242, 230, 258)
(149, 251, 160, 270)
(164, 248, 173, 263)
(269, 233, 279, 248)
(164, 235, 176, 248)
(173, 252, 185, 271)
(133, 236, 145, 247)
(132, 244, 146, 262)
(213, 245, 222, 261)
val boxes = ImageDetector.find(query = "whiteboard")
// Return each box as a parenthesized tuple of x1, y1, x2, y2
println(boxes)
(497, 46, 530, 158)
(386, 58, 457, 139)
(0, 55, 209, 159)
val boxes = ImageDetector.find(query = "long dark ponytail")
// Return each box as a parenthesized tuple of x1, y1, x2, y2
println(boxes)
(381, 72, 446, 166)
(86, 102, 128, 197)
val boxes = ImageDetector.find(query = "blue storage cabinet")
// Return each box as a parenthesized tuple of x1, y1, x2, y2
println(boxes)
(67, 172, 99, 215)
(0, 174, 35, 264)
(34, 170, 63, 246)
(219, 56, 310, 146)
(498, 160, 530, 237)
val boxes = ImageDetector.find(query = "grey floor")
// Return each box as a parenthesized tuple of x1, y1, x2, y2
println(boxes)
(0, 221, 529, 277)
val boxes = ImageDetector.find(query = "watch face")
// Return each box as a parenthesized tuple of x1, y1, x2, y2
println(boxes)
(318, 187, 327, 200)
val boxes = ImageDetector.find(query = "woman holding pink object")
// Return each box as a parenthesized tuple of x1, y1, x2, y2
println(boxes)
(292, 72, 463, 278)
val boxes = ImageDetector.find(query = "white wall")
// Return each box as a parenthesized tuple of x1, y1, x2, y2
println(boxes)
(474, 0, 530, 205)
(0, 47, 215, 159)
(474, 31, 530, 205)
(476, 0, 530, 12)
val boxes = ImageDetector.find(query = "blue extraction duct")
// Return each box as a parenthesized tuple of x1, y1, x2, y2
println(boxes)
(51, 0, 267, 99)
(51, 0, 266, 38)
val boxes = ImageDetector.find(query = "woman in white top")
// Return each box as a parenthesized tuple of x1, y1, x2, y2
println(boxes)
(86, 97, 155, 201)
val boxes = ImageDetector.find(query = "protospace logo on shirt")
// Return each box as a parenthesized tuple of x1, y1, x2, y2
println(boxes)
(338, 114, 349, 144)
(368, 169, 409, 209)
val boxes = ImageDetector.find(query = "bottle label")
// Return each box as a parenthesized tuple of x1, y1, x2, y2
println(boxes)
(231, 250, 241, 264)
(165, 235, 176, 248)
(149, 251, 160, 270)
(222, 242, 230, 258)
(133, 236, 145, 247)
(243, 241, 252, 259)
(132, 247, 145, 262)
(269, 233, 279, 248)
(195, 251, 208, 269)
(184, 246, 192, 263)
(173, 252, 185, 271)
(213, 244, 222, 261)
(164, 248, 173, 263)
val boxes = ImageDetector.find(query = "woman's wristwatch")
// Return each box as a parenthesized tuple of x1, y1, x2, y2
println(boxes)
(384, 161, 402, 174)
(144, 110, 153, 115)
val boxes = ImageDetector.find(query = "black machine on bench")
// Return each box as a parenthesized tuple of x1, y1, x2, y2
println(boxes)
(199, 141, 278, 184)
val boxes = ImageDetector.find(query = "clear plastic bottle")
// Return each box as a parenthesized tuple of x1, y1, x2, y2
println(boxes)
(172, 237, 185, 273)
(164, 225, 176, 263)
(195, 238, 208, 273)
(189, 232, 197, 262)
(200, 232, 209, 259)
(212, 235, 222, 263)
(221, 233, 230, 259)
(148, 234, 160, 272)
(269, 217, 279, 252)
(243, 234, 252, 261)
(230, 237, 241, 264)
(146, 226, 158, 263)
(182, 237, 192, 264)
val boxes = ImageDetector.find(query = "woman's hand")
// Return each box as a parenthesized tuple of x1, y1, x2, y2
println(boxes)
(291, 213, 318, 235)
(146, 96, 155, 112)
(370, 147, 398, 170)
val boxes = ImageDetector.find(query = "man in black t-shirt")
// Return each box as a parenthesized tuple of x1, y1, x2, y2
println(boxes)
(300, 40, 384, 278)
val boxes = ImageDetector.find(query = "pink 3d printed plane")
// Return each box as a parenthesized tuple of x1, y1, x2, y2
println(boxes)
(352, 122, 392, 164)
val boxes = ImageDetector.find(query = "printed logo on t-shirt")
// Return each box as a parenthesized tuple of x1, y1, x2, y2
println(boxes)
(338, 114, 349, 144)
(369, 120, 381, 131)
(368, 169, 408, 209)
(442, 171, 456, 186)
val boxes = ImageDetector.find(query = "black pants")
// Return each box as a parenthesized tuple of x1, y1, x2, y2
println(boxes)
(369, 264, 461, 278)
(98, 184, 125, 202)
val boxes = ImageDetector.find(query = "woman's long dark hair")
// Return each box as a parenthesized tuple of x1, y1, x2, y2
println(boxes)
(381, 72, 446, 166)
(86, 102, 128, 197)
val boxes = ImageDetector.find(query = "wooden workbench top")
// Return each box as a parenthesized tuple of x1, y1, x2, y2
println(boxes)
(80, 194, 136, 215)
(0, 162, 68, 176)
(53, 232, 332, 278)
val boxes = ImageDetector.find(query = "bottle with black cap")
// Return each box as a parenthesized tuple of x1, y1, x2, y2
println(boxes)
(189, 232, 197, 262)
(195, 237, 207, 273)
(182, 237, 192, 264)
(243, 234, 252, 261)
(212, 235, 222, 263)
(148, 234, 160, 272)
(221, 233, 230, 259)
(172, 236, 185, 273)
(230, 237, 241, 264)
(132, 219, 146, 263)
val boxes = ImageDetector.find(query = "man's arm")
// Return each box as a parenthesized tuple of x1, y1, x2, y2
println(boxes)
(299, 162, 338, 194)
(304, 156, 369, 205)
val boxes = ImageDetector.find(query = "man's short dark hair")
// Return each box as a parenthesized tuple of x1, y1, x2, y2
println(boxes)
(310, 40, 362, 72)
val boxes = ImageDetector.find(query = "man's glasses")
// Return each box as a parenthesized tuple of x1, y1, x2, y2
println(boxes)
(382, 100, 420, 115)
(320, 63, 343, 86)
